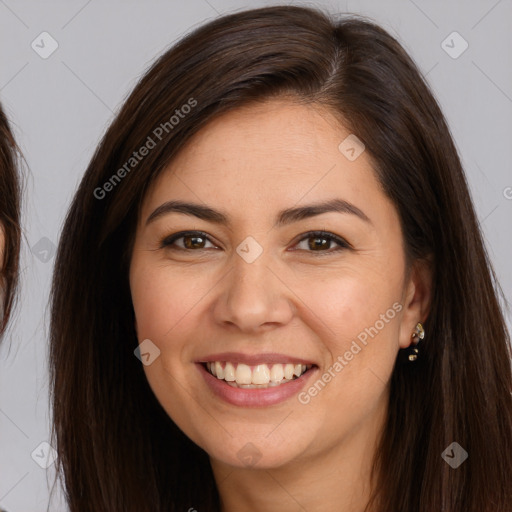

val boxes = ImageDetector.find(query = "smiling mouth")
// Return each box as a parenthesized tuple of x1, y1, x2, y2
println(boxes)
(203, 361, 315, 388)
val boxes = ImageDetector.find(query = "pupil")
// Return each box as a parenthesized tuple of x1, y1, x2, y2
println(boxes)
(185, 235, 204, 249)
(310, 236, 328, 250)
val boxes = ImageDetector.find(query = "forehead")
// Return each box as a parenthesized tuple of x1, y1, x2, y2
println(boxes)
(141, 98, 393, 227)
(173, 99, 349, 173)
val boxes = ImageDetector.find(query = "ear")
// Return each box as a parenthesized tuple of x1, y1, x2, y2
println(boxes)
(398, 256, 433, 349)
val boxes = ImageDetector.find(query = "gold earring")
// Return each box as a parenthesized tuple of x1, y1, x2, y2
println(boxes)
(408, 322, 425, 361)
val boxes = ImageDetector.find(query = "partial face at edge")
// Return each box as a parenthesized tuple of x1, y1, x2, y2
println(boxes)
(129, 99, 428, 470)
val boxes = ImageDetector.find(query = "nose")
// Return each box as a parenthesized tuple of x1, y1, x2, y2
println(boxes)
(213, 246, 295, 333)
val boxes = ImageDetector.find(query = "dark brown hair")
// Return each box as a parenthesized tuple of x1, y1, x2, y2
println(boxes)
(49, 5, 512, 511)
(0, 102, 21, 337)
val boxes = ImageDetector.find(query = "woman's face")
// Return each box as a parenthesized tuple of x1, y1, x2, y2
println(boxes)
(129, 99, 428, 470)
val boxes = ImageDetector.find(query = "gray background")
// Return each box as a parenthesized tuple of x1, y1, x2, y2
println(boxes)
(0, 0, 511, 510)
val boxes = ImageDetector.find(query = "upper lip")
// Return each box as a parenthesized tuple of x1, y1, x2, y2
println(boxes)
(196, 352, 316, 366)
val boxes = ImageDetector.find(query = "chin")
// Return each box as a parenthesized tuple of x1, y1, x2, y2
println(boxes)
(201, 432, 309, 471)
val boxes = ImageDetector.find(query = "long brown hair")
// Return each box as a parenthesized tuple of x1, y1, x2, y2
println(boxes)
(49, 5, 512, 511)
(0, 102, 21, 337)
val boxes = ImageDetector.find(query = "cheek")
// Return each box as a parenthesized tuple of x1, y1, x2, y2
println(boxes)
(130, 261, 201, 340)
(129, 260, 204, 428)
(302, 270, 402, 394)
(304, 266, 402, 339)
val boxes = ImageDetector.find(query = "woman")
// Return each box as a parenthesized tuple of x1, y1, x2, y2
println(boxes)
(49, 5, 512, 511)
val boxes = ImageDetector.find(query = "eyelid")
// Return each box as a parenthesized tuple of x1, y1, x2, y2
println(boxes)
(159, 230, 351, 253)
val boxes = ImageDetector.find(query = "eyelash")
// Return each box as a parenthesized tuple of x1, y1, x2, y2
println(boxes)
(159, 230, 350, 256)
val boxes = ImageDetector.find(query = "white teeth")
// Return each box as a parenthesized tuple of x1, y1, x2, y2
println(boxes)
(270, 364, 284, 383)
(235, 363, 252, 384)
(206, 361, 311, 387)
(224, 362, 236, 381)
(252, 364, 270, 385)
(226, 378, 295, 389)
(214, 361, 224, 380)
(284, 363, 294, 380)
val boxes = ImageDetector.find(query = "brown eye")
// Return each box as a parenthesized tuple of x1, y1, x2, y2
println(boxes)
(161, 231, 217, 251)
(293, 231, 350, 254)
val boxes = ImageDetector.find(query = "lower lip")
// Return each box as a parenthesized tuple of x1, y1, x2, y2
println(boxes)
(197, 363, 318, 407)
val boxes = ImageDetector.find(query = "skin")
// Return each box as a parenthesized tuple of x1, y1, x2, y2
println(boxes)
(129, 98, 432, 512)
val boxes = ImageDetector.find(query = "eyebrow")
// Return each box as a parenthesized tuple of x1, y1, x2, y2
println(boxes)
(145, 198, 371, 227)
